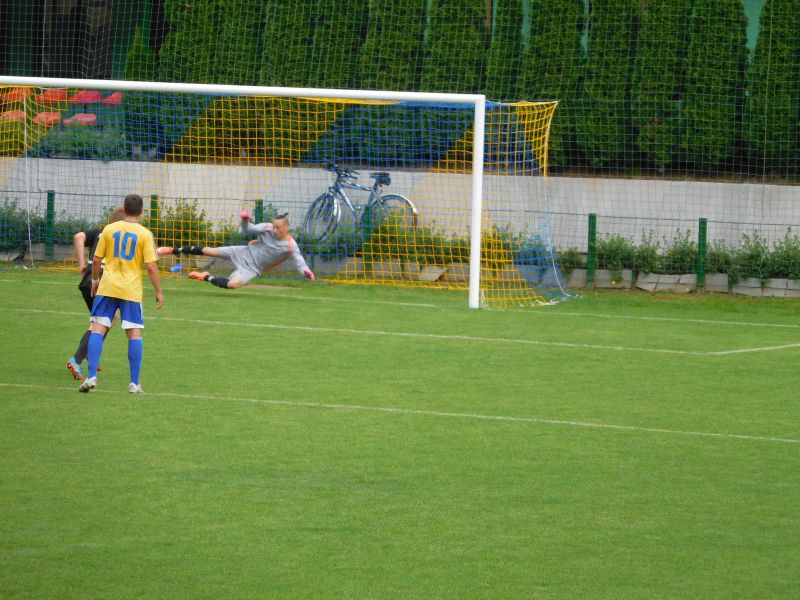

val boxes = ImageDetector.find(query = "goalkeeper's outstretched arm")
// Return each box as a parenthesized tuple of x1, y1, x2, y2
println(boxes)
(287, 243, 315, 280)
(240, 211, 271, 235)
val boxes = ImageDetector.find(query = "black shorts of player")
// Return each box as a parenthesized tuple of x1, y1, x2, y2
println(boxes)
(78, 274, 93, 311)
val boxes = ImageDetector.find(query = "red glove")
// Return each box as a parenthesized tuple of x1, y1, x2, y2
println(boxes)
(304, 269, 316, 281)
(239, 210, 253, 220)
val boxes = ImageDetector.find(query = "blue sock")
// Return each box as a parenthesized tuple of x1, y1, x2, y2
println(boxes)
(87, 332, 105, 379)
(128, 338, 143, 385)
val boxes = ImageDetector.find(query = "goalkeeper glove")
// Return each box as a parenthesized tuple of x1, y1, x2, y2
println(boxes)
(304, 269, 316, 281)
(239, 210, 253, 221)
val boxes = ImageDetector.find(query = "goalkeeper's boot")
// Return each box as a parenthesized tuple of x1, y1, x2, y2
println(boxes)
(78, 376, 97, 393)
(128, 383, 143, 394)
(156, 246, 174, 257)
(66, 358, 83, 381)
(189, 271, 210, 281)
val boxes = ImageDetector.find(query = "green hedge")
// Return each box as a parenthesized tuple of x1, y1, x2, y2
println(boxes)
(630, 0, 691, 170)
(681, 0, 748, 168)
(519, 0, 584, 171)
(745, 0, 800, 177)
(580, 0, 639, 168)
(420, 0, 487, 94)
(118, 0, 800, 178)
(0, 200, 94, 252)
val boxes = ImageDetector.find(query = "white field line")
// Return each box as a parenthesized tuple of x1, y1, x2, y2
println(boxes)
(0, 278, 437, 308)
(710, 343, 800, 355)
(2, 382, 798, 445)
(2, 277, 798, 329)
(532, 309, 800, 330)
(1, 305, 799, 356)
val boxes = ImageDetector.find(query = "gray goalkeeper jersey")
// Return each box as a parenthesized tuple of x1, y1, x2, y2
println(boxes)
(221, 220, 310, 280)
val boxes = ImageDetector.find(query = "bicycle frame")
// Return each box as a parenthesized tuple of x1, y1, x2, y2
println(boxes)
(328, 171, 384, 221)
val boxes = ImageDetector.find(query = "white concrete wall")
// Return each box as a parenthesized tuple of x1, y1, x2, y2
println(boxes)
(2, 158, 798, 251)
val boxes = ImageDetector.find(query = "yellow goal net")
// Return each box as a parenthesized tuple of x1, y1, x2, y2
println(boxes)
(0, 78, 563, 307)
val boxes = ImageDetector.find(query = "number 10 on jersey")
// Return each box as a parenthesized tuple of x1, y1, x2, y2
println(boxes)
(112, 231, 138, 260)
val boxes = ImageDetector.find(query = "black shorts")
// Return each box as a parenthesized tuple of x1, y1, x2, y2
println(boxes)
(78, 276, 93, 311)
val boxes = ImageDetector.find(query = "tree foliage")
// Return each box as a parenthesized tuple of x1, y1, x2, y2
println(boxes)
(485, 0, 524, 101)
(630, 0, 691, 171)
(259, 0, 316, 87)
(358, 0, 427, 92)
(681, 0, 747, 168)
(519, 0, 584, 170)
(123, 26, 159, 153)
(107, 0, 800, 178)
(158, 0, 221, 83)
(579, 0, 639, 168)
(745, 0, 800, 177)
(214, 0, 266, 86)
(306, 0, 369, 89)
(421, 0, 488, 94)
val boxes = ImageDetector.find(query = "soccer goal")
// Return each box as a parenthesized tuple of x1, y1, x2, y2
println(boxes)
(0, 76, 564, 308)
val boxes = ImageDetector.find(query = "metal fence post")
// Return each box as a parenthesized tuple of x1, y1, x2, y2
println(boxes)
(696, 217, 707, 289)
(587, 213, 597, 287)
(45, 190, 55, 258)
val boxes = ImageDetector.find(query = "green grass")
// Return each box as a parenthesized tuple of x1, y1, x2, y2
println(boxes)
(1, 269, 799, 598)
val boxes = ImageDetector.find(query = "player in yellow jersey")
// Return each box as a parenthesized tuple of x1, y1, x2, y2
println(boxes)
(79, 194, 164, 394)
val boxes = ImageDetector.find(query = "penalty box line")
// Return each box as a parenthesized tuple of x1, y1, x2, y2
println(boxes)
(2, 305, 799, 356)
(2, 382, 799, 446)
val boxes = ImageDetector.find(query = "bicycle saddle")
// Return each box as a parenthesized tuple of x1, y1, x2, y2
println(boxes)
(370, 172, 391, 186)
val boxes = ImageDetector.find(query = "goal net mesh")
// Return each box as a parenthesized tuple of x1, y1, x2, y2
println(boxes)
(0, 84, 563, 306)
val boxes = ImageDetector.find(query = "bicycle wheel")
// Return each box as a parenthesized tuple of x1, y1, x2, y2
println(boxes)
(304, 192, 340, 241)
(365, 194, 417, 232)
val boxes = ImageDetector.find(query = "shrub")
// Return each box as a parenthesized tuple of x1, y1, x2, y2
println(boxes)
(682, 0, 748, 167)
(0, 200, 34, 252)
(295, 223, 361, 259)
(596, 233, 637, 274)
(766, 228, 800, 279)
(362, 220, 420, 264)
(29, 125, 128, 161)
(421, 0, 486, 94)
(0, 119, 26, 156)
(661, 229, 697, 274)
(705, 240, 735, 275)
(50, 212, 93, 245)
(0, 200, 96, 252)
(358, 220, 530, 270)
(143, 199, 214, 247)
(633, 231, 661, 274)
(406, 226, 454, 266)
(729, 232, 771, 282)
(558, 247, 584, 275)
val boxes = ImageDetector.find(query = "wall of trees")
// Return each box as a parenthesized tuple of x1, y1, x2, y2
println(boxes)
(138, 0, 797, 180)
(31, 0, 799, 181)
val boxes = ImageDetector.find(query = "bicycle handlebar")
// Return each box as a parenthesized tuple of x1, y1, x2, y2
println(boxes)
(326, 163, 359, 178)
(326, 163, 390, 194)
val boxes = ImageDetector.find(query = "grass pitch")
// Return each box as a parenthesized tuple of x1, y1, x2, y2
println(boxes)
(1, 269, 798, 598)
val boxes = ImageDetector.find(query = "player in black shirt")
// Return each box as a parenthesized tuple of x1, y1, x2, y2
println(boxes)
(66, 207, 125, 380)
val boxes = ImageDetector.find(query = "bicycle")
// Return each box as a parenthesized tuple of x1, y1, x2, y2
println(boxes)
(303, 163, 417, 241)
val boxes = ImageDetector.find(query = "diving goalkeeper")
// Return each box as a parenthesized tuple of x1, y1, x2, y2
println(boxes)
(157, 211, 315, 288)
